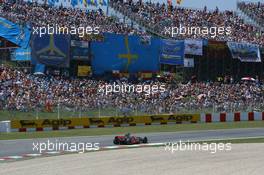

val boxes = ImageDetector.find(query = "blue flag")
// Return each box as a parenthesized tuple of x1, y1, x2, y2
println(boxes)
(94, 0, 98, 6)
(91, 33, 161, 75)
(0, 17, 31, 49)
(71, 0, 78, 7)
(48, 0, 56, 6)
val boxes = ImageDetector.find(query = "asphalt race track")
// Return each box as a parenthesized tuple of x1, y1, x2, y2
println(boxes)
(0, 143, 264, 175)
(0, 128, 264, 157)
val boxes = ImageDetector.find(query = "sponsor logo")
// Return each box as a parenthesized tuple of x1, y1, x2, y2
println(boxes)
(107, 117, 134, 124)
(168, 115, 193, 121)
(150, 115, 194, 122)
(20, 120, 38, 128)
(89, 118, 104, 125)
(19, 119, 72, 128)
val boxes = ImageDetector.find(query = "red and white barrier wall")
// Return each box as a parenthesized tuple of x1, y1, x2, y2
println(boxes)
(201, 112, 264, 123)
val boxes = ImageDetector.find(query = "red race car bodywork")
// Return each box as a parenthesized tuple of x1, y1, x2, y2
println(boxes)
(113, 135, 148, 145)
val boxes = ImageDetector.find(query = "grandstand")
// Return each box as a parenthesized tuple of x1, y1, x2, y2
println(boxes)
(0, 0, 264, 119)
(238, 0, 264, 28)
(110, 0, 264, 45)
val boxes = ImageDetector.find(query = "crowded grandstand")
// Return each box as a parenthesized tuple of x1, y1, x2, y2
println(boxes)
(238, 1, 264, 27)
(1, 1, 264, 174)
(1, 66, 264, 116)
(0, 0, 264, 119)
(110, 0, 264, 45)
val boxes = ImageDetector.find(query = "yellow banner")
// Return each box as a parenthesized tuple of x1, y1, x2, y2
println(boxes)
(78, 66, 91, 77)
(140, 72, 152, 79)
(88, 116, 150, 126)
(11, 114, 200, 128)
(87, 114, 200, 126)
(148, 114, 200, 123)
(11, 118, 89, 129)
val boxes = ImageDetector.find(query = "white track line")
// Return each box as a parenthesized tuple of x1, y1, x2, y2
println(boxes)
(24, 154, 42, 157)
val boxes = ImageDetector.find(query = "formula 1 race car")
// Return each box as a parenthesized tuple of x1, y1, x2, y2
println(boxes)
(113, 133, 148, 145)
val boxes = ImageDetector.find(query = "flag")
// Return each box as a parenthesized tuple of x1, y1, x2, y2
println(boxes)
(99, 0, 107, 5)
(48, 0, 56, 6)
(83, 0, 87, 7)
(167, 0, 172, 13)
(91, 0, 98, 6)
(71, 0, 78, 7)
(177, 0, 182, 5)
(0, 17, 31, 48)
(91, 33, 160, 75)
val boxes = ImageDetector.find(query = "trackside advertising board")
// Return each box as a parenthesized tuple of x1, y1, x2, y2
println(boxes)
(11, 114, 200, 129)
(11, 118, 89, 129)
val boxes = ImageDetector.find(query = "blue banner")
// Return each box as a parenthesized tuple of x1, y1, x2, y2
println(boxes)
(11, 46, 31, 61)
(184, 39, 203, 56)
(160, 40, 185, 65)
(0, 17, 31, 49)
(34, 64, 46, 73)
(227, 42, 261, 62)
(91, 33, 160, 75)
(31, 34, 70, 67)
(71, 40, 89, 60)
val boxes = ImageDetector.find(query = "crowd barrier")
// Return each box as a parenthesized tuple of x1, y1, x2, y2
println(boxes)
(8, 112, 264, 132)
(10, 114, 200, 132)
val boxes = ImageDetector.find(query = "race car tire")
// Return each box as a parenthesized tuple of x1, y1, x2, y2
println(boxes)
(113, 138, 119, 145)
(143, 137, 148, 143)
